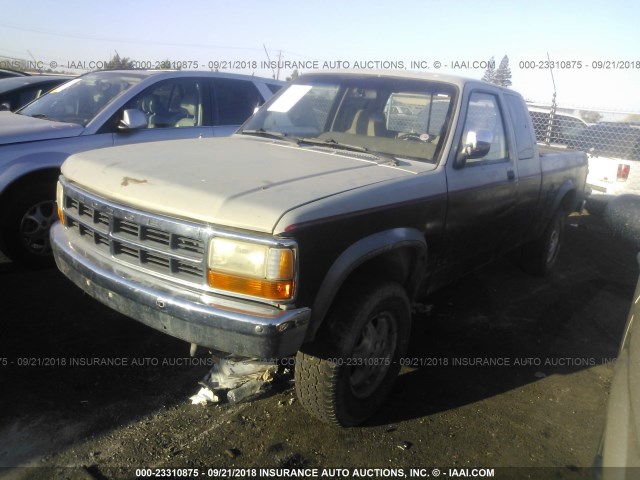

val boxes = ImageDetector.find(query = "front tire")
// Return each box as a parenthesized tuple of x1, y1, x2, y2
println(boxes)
(0, 181, 57, 267)
(295, 280, 411, 426)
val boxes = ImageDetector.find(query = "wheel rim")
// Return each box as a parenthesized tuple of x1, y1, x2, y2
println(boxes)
(546, 225, 560, 264)
(20, 200, 57, 256)
(349, 310, 397, 399)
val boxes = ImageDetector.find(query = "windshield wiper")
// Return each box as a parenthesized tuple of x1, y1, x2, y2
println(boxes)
(29, 114, 49, 119)
(297, 137, 369, 153)
(297, 137, 400, 165)
(240, 128, 288, 140)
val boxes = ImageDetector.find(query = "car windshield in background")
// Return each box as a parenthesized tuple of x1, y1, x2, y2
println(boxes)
(529, 110, 588, 146)
(241, 75, 457, 163)
(19, 71, 146, 126)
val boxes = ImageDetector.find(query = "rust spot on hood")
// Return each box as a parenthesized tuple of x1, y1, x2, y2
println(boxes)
(121, 177, 148, 187)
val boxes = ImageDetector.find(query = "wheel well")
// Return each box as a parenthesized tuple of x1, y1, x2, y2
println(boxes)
(560, 190, 576, 213)
(306, 245, 425, 342)
(347, 247, 420, 291)
(0, 169, 60, 204)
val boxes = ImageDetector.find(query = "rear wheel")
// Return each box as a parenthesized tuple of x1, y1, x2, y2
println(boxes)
(0, 181, 57, 267)
(519, 208, 566, 276)
(295, 280, 411, 426)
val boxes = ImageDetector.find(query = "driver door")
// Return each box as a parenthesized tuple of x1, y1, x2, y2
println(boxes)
(437, 90, 520, 282)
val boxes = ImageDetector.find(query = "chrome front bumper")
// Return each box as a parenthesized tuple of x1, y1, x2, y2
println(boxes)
(51, 223, 311, 358)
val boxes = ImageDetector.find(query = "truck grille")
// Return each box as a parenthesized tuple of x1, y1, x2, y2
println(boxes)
(62, 185, 208, 286)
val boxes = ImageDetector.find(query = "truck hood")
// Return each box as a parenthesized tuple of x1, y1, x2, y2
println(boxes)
(62, 136, 416, 233)
(0, 111, 84, 145)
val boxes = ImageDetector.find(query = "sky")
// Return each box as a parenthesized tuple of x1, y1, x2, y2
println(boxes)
(1, 0, 639, 112)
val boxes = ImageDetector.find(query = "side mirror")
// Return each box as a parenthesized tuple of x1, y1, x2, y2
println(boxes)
(118, 109, 147, 130)
(454, 130, 492, 169)
(0, 102, 10, 112)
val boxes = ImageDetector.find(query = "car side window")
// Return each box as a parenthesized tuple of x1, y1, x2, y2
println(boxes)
(460, 92, 508, 163)
(126, 79, 204, 129)
(213, 79, 263, 125)
(505, 94, 534, 160)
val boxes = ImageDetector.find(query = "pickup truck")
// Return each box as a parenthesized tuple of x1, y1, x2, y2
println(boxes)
(51, 71, 588, 426)
(0, 70, 282, 266)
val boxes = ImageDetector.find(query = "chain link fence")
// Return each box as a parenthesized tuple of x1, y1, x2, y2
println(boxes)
(527, 103, 640, 195)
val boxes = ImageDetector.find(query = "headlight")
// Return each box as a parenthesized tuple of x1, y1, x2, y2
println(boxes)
(207, 237, 296, 301)
(56, 181, 65, 225)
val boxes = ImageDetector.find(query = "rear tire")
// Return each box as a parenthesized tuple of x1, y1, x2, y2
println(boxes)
(295, 280, 411, 426)
(519, 208, 566, 276)
(0, 181, 57, 268)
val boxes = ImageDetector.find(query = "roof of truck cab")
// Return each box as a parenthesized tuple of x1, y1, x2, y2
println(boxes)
(297, 70, 502, 91)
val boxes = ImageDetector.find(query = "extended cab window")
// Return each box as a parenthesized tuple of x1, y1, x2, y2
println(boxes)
(505, 94, 534, 160)
(460, 92, 508, 163)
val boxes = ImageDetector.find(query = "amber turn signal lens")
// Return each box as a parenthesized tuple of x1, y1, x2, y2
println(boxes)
(208, 270, 294, 301)
(57, 206, 65, 225)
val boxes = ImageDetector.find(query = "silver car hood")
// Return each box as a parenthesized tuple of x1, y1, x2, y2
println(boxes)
(0, 111, 84, 145)
(61, 136, 416, 233)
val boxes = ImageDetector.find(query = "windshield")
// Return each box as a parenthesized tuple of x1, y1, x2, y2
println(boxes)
(19, 71, 146, 126)
(241, 75, 457, 163)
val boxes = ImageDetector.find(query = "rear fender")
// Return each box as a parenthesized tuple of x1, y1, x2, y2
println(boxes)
(552, 178, 578, 215)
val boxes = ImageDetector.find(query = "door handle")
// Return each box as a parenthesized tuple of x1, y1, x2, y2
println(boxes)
(507, 169, 515, 181)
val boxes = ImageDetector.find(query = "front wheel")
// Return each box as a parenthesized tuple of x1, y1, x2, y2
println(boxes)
(0, 181, 57, 267)
(295, 280, 411, 426)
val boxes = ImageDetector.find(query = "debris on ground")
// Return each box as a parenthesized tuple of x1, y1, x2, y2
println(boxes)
(189, 387, 220, 406)
(227, 379, 265, 404)
(190, 354, 280, 406)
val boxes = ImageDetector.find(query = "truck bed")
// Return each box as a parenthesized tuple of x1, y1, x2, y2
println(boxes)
(538, 144, 578, 155)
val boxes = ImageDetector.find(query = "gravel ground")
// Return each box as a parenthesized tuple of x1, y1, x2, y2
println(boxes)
(0, 212, 637, 480)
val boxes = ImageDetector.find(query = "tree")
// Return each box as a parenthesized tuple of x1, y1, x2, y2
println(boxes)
(623, 113, 640, 123)
(286, 69, 299, 82)
(580, 110, 602, 123)
(481, 56, 496, 84)
(105, 52, 134, 70)
(494, 55, 512, 87)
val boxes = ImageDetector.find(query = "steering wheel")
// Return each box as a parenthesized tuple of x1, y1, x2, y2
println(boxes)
(397, 132, 429, 142)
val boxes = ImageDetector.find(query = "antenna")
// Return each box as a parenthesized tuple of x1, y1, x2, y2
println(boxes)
(547, 52, 557, 93)
(545, 52, 557, 145)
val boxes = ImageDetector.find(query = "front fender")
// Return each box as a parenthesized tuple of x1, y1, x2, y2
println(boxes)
(0, 133, 113, 196)
(0, 151, 70, 195)
(305, 228, 427, 342)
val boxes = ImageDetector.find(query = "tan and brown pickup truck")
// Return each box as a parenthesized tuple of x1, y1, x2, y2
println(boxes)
(51, 71, 588, 426)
